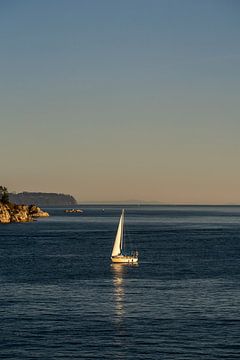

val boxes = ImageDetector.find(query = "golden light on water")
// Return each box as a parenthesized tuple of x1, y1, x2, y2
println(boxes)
(112, 264, 125, 322)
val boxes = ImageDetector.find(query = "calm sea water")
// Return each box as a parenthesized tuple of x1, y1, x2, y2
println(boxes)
(0, 205, 240, 359)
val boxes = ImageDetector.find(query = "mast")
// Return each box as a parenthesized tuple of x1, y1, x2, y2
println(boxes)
(120, 209, 124, 254)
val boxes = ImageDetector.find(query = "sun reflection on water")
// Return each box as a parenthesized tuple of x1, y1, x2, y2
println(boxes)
(111, 264, 126, 323)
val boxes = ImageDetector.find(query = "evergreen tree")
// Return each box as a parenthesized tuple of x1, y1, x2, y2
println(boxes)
(0, 186, 9, 203)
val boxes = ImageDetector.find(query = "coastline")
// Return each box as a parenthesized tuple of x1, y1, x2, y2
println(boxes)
(0, 202, 49, 224)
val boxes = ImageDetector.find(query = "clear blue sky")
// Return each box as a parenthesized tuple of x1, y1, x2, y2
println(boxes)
(1, 0, 239, 203)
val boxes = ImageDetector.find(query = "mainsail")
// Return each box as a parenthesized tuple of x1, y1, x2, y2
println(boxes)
(111, 210, 124, 257)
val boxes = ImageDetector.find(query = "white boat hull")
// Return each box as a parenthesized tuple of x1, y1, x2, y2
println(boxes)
(111, 255, 138, 264)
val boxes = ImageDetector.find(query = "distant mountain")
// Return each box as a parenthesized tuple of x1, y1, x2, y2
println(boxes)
(9, 192, 77, 206)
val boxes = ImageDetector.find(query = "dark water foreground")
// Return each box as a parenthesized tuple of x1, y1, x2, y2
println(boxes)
(0, 205, 240, 359)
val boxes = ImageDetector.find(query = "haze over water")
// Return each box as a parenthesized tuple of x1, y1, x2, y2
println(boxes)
(1, 0, 240, 204)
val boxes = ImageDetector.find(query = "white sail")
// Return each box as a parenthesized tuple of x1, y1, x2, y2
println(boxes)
(111, 210, 124, 257)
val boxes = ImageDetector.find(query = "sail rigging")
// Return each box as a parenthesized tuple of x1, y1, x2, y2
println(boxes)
(111, 209, 138, 263)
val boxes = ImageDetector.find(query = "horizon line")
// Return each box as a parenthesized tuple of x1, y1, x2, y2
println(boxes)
(76, 201, 240, 206)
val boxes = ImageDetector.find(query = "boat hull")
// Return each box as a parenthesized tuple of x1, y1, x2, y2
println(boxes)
(111, 255, 138, 264)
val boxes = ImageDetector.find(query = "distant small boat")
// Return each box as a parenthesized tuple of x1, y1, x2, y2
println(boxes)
(111, 209, 138, 264)
(64, 209, 83, 213)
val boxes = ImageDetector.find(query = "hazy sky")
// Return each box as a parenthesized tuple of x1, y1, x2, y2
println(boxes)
(1, 0, 239, 203)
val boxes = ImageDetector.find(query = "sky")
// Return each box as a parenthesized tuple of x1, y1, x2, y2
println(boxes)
(0, 0, 240, 204)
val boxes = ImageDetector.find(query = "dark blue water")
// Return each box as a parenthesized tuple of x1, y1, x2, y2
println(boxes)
(1, 205, 240, 359)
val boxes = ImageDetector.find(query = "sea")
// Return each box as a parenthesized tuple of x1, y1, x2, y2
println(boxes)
(0, 205, 240, 359)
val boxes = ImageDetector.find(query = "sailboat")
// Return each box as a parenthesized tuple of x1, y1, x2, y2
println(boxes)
(111, 209, 138, 264)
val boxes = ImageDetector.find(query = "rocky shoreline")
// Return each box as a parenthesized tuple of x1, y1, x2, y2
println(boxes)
(0, 202, 49, 223)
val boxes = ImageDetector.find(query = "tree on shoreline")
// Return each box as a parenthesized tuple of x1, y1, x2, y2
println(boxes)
(0, 186, 9, 203)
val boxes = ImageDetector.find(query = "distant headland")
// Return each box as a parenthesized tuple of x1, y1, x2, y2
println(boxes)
(9, 192, 77, 206)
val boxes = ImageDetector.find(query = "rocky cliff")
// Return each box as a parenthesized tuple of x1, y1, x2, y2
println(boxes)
(0, 202, 49, 224)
